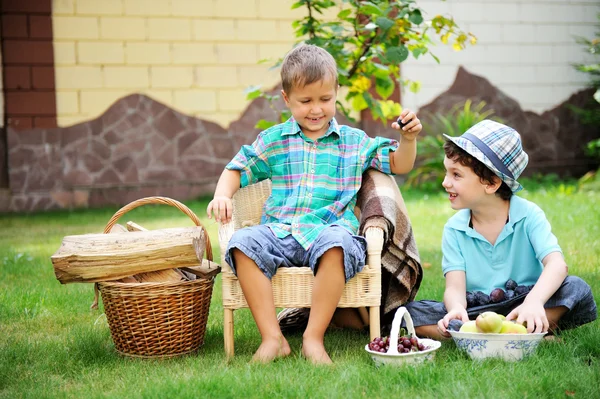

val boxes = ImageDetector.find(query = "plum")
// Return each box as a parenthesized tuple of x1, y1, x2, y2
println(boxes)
(505, 289, 515, 300)
(505, 279, 518, 291)
(466, 291, 477, 308)
(515, 285, 529, 296)
(489, 288, 506, 303)
(474, 291, 491, 305)
(448, 319, 464, 331)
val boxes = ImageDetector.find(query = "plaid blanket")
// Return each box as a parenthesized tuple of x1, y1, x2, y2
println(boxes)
(357, 169, 423, 318)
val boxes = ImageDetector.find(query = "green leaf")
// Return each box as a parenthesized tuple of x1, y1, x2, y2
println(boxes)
(375, 76, 395, 99)
(408, 80, 421, 93)
(352, 94, 369, 111)
(359, 2, 383, 16)
(372, 63, 390, 78)
(409, 10, 423, 25)
(245, 86, 263, 100)
(337, 9, 352, 19)
(375, 17, 394, 31)
(280, 110, 292, 122)
(411, 47, 426, 59)
(385, 46, 409, 63)
(255, 119, 277, 130)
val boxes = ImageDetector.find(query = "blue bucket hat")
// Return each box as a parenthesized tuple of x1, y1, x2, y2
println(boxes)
(443, 120, 529, 193)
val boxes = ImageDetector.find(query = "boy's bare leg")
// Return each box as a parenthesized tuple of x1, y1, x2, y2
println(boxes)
(546, 306, 568, 337)
(233, 249, 291, 363)
(303, 247, 345, 365)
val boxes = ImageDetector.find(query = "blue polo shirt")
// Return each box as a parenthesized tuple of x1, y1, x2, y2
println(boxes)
(442, 195, 562, 293)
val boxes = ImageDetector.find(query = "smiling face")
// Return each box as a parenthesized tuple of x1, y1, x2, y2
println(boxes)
(442, 155, 490, 210)
(281, 78, 337, 140)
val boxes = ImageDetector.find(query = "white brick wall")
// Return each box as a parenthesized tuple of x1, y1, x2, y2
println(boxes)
(52, 0, 600, 126)
(52, 0, 315, 126)
(402, 0, 600, 113)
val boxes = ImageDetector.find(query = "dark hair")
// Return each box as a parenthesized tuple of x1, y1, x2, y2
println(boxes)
(280, 44, 338, 94)
(443, 140, 513, 200)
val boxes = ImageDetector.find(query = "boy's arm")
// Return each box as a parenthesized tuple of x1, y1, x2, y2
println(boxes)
(507, 251, 568, 332)
(438, 271, 470, 336)
(389, 109, 422, 174)
(207, 169, 241, 224)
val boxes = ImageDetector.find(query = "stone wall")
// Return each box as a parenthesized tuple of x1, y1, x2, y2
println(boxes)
(417, 68, 600, 178)
(3, 68, 598, 213)
(6, 94, 237, 212)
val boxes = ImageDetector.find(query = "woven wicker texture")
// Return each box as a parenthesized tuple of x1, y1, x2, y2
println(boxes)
(99, 196, 215, 358)
(219, 180, 384, 357)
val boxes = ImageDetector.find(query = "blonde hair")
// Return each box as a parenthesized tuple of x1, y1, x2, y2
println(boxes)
(280, 44, 338, 94)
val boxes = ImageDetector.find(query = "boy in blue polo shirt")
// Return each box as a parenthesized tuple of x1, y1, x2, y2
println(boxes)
(405, 120, 596, 339)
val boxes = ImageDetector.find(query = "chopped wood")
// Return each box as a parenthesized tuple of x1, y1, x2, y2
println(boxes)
(126, 221, 146, 232)
(115, 276, 139, 283)
(109, 224, 128, 233)
(134, 268, 186, 283)
(181, 260, 222, 279)
(51, 226, 207, 284)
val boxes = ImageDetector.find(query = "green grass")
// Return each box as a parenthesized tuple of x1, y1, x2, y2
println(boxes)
(1, 180, 599, 398)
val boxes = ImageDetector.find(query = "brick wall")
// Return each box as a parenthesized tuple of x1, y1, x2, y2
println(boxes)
(401, 0, 600, 114)
(1, 0, 57, 130)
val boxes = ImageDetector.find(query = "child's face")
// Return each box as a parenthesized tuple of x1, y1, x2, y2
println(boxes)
(281, 78, 337, 139)
(442, 155, 489, 210)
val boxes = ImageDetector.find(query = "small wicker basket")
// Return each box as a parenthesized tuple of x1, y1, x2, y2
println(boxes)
(97, 196, 215, 358)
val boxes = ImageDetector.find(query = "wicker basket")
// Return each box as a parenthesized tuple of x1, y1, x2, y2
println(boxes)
(97, 196, 215, 358)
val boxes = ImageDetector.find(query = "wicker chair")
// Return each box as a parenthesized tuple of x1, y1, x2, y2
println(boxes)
(219, 179, 384, 357)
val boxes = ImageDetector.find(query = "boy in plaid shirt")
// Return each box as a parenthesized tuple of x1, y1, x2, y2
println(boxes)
(207, 44, 422, 364)
(405, 120, 596, 339)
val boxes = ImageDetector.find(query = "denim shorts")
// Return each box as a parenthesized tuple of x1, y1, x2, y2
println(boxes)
(402, 276, 597, 331)
(225, 224, 367, 282)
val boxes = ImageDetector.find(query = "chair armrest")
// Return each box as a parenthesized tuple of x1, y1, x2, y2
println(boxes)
(219, 222, 235, 273)
(364, 226, 384, 272)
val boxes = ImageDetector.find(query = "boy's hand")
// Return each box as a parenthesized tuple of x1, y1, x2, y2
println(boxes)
(207, 196, 233, 224)
(437, 307, 470, 337)
(506, 300, 549, 333)
(391, 109, 422, 141)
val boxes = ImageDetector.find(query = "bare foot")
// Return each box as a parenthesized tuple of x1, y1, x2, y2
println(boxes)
(301, 338, 333, 365)
(251, 336, 291, 363)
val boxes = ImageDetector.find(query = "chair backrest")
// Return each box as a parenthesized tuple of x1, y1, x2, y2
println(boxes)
(231, 179, 272, 230)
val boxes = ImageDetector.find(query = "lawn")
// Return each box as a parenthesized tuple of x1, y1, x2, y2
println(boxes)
(1, 179, 598, 398)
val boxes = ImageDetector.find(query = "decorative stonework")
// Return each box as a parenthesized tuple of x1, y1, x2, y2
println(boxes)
(417, 67, 600, 177)
(3, 69, 599, 213)
(6, 94, 237, 212)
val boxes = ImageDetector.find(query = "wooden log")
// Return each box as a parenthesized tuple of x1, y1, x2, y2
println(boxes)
(126, 221, 146, 232)
(183, 260, 221, 279)
(121, 220, 188, 282)
(51, 226, 206, 284)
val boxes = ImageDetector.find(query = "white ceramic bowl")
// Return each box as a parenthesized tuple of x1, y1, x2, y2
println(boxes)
(449, 330, 546, 361)
(365, 307, 441, 367)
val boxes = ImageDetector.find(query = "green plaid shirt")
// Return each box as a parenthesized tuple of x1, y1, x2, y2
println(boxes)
(226, 117, 398, 249)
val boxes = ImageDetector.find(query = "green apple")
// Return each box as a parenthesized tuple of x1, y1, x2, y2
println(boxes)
(459, 320, 480, 333)
(500, 320, 527, 334)
(476, 311, 503, 333)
